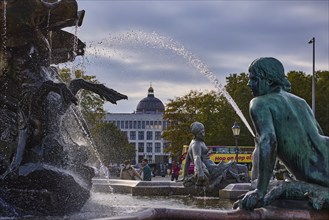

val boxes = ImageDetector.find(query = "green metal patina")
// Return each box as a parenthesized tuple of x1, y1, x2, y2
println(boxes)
(238, 57, 329, 210)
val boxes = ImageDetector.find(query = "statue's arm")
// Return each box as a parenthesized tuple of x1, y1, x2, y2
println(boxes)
(240, 99, 277, 210)
(69, 79, 127, 104)
(251, 100, 277, 195)
(191, 142, 205, 178)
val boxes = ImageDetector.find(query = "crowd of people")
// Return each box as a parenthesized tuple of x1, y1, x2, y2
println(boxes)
(117, 159, 181, 182)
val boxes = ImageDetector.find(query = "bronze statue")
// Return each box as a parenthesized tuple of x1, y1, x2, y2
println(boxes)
(0, 0, 127, 216)
(236, 57, 329, 210)
(183, 122, 249, 190)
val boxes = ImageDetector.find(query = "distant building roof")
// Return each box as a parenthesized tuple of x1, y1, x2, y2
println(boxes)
(136, 86, 164, 114)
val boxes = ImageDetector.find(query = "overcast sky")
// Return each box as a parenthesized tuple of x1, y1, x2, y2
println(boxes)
(63, 0, 329, 114)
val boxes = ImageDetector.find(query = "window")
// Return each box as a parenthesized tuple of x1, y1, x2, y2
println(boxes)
(146, 131, 153, 140)
(163, 121, 167, 129)
(157, 121, 162, 129)
(147, 143, 153, 153)
(138, 143, 144, 152)
(138, 131, 144, 140)
(155, 131, 161, 140)
(155, 143, 161, 153)
(130, 131, 136, 140)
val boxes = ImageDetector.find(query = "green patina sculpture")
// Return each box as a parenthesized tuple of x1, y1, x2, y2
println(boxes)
(237, 57, 329, 210)
(183, 122, 249, 190)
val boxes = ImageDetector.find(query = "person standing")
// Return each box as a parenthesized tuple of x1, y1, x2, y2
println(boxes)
(170, 161, 180, 181)
(140, 159, 152, 181)
(120, 160, 142, 180)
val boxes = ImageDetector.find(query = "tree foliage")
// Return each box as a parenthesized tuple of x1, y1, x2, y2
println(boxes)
(92, 122, 136, 164)
(163, 73, 254, 157)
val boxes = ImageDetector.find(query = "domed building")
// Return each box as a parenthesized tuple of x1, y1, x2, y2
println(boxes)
(136, 86, 165, 114)
(105, 86, 170, 169)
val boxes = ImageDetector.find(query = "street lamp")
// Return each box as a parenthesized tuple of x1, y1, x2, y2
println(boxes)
(232, 122, 240, 163)
(308, 37, 315, 116)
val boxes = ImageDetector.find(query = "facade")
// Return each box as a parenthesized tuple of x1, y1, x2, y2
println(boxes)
(104, 86, 170, 165)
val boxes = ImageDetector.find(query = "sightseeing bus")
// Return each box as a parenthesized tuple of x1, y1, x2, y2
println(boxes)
(179, 145, 254, 176)
(207, 145, 254, 171)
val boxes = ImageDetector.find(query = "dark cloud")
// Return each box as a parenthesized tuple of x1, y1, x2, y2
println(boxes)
(71, 0, 329, 113)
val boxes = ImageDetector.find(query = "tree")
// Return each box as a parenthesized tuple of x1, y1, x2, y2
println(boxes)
(162, 73, 255, 157)
(224, 73, 254, 145)
(92, 122, 135, 164)
(314, 71, 329, 135)
(287, 71, 312, 105)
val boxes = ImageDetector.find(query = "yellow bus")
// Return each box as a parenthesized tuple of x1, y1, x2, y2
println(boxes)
(179, 145, 254, 176)
(208, 145, 254, 171)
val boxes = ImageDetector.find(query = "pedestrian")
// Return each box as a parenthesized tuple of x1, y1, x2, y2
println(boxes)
(120, 160, 142, 180)
(170, 160, 180, 181)
(140, 159, 152, 181)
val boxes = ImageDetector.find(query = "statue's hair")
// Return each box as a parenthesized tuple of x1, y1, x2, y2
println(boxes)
(191, 122, 204, 135)
(248, 57, 291, 92)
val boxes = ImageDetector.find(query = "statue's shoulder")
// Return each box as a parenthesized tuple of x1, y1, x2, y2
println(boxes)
(250, 92, 285, 106)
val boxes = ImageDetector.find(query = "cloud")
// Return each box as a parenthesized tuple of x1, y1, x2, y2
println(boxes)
(69, 0, 328, 113)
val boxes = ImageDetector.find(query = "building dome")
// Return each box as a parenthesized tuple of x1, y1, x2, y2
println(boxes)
(136, 86, 165, 114)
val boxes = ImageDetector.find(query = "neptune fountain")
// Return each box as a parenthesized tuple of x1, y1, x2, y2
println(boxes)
(1, 0, 329, 219)
(0, 0, 127, 217)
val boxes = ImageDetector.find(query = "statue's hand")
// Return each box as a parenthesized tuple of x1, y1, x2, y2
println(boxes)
(239, 189, 264, 210)
(196, 174, 208, 186)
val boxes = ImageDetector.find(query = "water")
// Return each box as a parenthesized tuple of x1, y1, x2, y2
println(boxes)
(21, 192, 234, 220)
(83, 31, 255, 137)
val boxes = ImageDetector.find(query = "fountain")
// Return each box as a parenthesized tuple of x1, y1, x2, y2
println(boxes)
(1, 1, 329, 219)
(0, 0, 127, 217)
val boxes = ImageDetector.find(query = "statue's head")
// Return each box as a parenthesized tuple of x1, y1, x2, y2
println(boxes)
(191, 122, 205, 140)
(248, 57, 291, 96)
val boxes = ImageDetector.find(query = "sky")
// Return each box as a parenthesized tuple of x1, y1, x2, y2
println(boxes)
(62, 0, 329, 114)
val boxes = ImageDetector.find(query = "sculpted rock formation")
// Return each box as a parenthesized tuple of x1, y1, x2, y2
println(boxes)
(0, 0, 127, 216)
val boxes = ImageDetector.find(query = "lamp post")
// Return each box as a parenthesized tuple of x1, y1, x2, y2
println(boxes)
(308, 37, 315, 116)
(232, 122, 240, 163)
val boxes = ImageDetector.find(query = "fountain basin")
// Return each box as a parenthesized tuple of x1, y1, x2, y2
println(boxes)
(219, 183, 251, 199)
(95, 206, 329, 220)
(92, 178, 219, 196)
(91, 178, 329, 220)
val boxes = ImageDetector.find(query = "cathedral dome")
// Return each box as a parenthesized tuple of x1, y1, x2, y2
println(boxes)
(136, 86, 165, 114)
